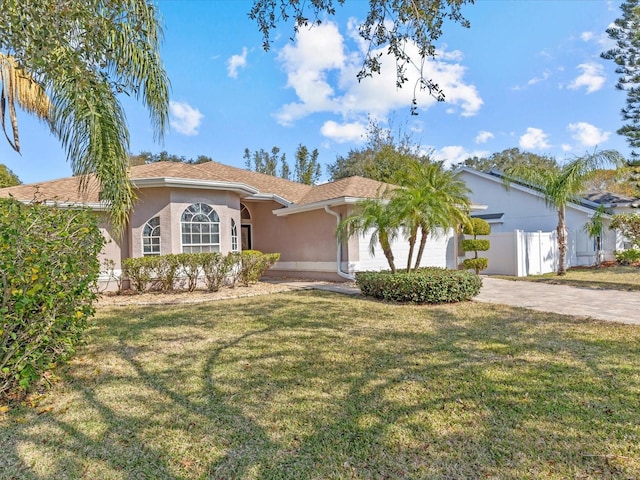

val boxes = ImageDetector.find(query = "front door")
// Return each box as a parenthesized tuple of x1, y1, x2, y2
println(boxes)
(241, 224, 252, 250)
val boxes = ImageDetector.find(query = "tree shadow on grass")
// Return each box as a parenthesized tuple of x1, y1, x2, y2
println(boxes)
(2, 291, 639, 479)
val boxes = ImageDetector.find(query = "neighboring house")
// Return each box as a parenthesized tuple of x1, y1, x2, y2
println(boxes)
(455, 167, 630, 274)
(0, 161, 481, 287)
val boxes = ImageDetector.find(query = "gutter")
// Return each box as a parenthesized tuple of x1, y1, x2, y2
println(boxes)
(324, 205, 356, 281)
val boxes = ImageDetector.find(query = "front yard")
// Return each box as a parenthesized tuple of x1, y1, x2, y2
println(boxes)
(494, 265, 640, 291)
(2, 291, 639, 479)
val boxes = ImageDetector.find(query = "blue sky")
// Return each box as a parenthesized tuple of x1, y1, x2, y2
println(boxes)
(1, 0, 631, 185)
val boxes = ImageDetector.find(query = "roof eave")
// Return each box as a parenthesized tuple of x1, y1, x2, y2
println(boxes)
(132, 177, 259, 197)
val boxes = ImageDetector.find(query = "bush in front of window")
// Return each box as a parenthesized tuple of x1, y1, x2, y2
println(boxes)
(0, 198, 104, 401)
(120, 251, 280, 293)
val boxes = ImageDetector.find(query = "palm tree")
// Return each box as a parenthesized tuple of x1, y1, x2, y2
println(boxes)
(392, 160, 471, 271)
(0, 54, 52, 152)
(337, 197, 400, 273)
(584, 205, 607, 268)
(503, 150, 622, 275)
(0, 1, 169, 231)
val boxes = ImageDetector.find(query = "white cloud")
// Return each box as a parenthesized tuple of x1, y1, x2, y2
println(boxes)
(274, 20, 482, 127)
(527, 70, 551, 86)
(581, 31, 594, 42)
(568, 62, 606, 94)
(475, 130, 494, 144)
(227, 47, 248, 79)
(169, 101, 204, 136)
(519, 127, 550, 150)
(567, 122, 610, 147)
(432, 145, 488, 169)
(320, 120, 367, 143)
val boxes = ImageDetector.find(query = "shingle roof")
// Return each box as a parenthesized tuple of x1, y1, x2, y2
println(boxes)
(583, 191, 640, 207)
(0, 162, 390, 208)
(297, 176, 396, 205)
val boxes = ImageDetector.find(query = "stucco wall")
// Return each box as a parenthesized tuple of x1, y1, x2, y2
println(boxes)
(128, 187, 242, 257)
(247, 201, 347, 276)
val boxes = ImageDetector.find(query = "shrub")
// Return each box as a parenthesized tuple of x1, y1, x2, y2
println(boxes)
(237, 250, 280, 286)
(615, 248, 640, 265)
(0, 199, 104, 400)
(149, 254, 180, 291)
(200, 252, 235, 292)
(462, 217, 490, 274)
(176, 253, 201, 292)
(122, 257, 154, 292)
(356, 268, 482, 304)
(610, 213, 640, 248)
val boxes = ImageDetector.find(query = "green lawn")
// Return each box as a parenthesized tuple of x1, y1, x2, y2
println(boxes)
(2, 291, 639, 479)
(494, 265, 640, 291)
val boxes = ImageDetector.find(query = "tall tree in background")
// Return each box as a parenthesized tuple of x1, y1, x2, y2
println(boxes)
(602, 0, 640, 160)
(0, 0, 169, 231)
(293, 144, 321, 185)
(129, 151, 213, 166)
(503, 150, 622, 276)
(459, 148, 558, 173)
(243, 147, 290, 179)
(328, 120, 430, 182)
(0, 164, 20, 188)
(250, 0, 473, 110)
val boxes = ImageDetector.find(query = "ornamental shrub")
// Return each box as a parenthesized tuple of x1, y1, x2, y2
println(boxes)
(237, 250, 281, 286)
(462, 217, 490, 274)
(0, 198, 104, 400)
(148, 254, 180, 291)
(200, 252, 235, 292)
(122, 257, 154, 292)
(614, 248, 640, 265)
(176, 253, 201, 292)
(355, 268, 482, 304)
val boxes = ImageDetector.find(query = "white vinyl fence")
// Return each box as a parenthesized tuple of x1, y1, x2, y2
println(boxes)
(476, 229, 609, 276)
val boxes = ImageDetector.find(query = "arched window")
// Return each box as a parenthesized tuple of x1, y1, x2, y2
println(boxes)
(231, 219, 238, 251)
(181, 203, 220, 253)
(142, 216, 161, 256)
(240, 203, 251, 220)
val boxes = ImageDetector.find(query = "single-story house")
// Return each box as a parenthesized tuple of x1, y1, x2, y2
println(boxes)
(0, 161, 484, 287)
(455, 167, 634, 274)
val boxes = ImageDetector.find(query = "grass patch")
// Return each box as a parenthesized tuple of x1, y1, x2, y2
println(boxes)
(493, 265, 640, 291)
(1, 291, 639, 479)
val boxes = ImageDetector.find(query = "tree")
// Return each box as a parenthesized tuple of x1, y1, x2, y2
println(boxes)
(610, 213, 640, 249)
(243, 147, 291, 179)
(461, 218, 490, 274)
(602, 0, 640, 158)
(129, 151, 213, 166)
(391, 160, 470, 271)
(293, 144, 321, 185)
(250, 0, 473, 110)
(0, 0, 169, 231)
(503, 150, 623, 276)
(337, 197, 400, 273)
(459, 148, 558, 173)
(328, 119, 430, 182)
(584, 205, 607, 268)
(0, 164, 20, 188)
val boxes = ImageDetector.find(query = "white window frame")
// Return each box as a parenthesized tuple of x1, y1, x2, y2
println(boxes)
(142, 216, 161, 256)
(231, 218, 239, 251)
(181, 203, 220, 253)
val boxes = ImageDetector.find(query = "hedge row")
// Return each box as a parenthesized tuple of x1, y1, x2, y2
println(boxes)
(120, 250, 280, 293)
(356, 268, 482, 304)
(1, 199, 104, 400)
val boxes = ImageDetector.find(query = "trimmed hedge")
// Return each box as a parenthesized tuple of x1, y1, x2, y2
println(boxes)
(1, 199, 104, 400)
(121, 250, 280, 293)
(356, 268, 482, 304)
(461, 239, 490, 252)
(615, 248, 640, 265)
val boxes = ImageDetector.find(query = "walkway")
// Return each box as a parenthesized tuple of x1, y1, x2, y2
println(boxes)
(309, 278, 639, 326)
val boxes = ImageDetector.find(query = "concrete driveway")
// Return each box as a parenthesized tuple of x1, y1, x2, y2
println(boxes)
(475, 277, 639, 326)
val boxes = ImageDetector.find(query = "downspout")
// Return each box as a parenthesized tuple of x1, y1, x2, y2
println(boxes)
(324, 205, 356, 281)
